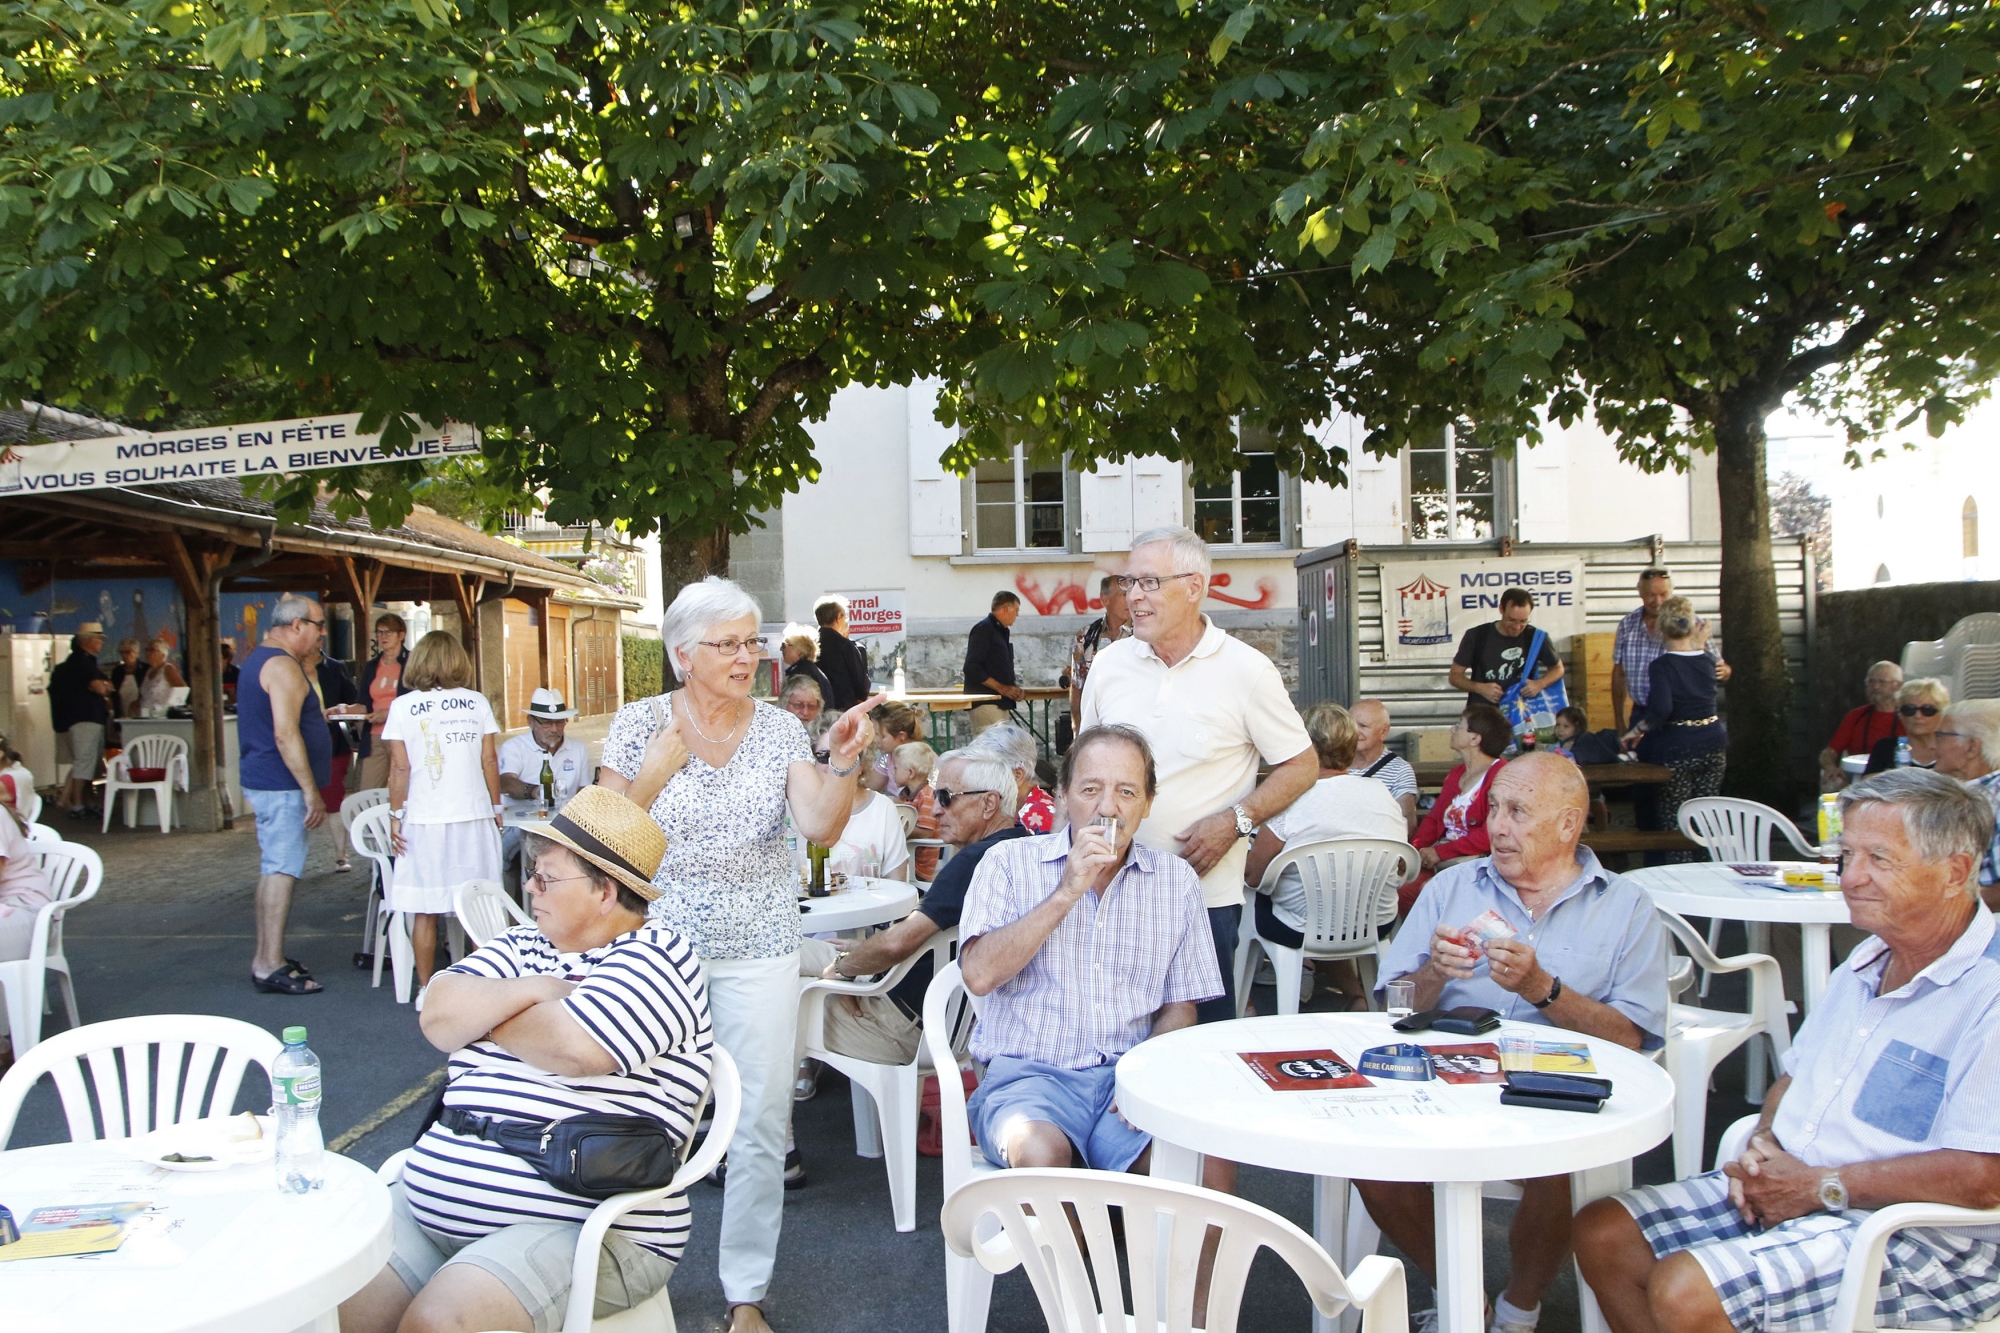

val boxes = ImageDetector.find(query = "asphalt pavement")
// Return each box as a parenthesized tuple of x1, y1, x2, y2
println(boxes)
(6, 814, 1749, 1332)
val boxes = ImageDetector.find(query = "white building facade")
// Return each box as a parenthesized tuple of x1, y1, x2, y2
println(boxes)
(729, 380, 1724, 694)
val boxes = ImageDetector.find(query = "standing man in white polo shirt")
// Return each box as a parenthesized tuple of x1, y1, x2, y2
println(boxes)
(1079, 525, 1317, 1027)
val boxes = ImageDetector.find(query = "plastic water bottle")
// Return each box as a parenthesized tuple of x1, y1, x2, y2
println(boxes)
(271, 1026, 325, 1194)
(1896, 736, 1913, 767)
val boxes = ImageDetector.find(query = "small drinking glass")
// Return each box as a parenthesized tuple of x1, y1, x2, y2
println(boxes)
(1385, 979, 1415, 1020)
(1092, 814, 1120, 846)
(1499, 1033, 1537, 1072)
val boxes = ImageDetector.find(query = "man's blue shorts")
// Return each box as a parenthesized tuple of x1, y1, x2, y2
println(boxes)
(966, 1056, 1151, 1172)
(245, 787, 308, 878)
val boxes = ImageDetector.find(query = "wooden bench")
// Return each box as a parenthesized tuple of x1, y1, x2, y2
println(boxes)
(1580, 829, 1698, 855)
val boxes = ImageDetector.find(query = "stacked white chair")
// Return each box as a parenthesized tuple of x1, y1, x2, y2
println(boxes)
(376, 1046, 740, 1333)
(1903, 612, 2000, 704)
(1659, 906, 1791, 1179)
(101, 732, 189, 833)
(1234, 838, 1417, 1017)
(942, 1167, 1409, 1333)
(454, 878, 532, 948)
(797, 929, 956, 1232)
(341, 787, 391, 965)
(925, 960, 1003, 1333)
(0, 1014, 281, 1145)
(0, 840, 103, 1053)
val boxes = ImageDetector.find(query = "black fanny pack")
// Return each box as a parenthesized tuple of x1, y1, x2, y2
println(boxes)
(439, 1107, 685, 1200)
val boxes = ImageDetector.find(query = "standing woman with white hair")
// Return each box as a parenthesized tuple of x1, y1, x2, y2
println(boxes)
(598, 576, 883, 1333)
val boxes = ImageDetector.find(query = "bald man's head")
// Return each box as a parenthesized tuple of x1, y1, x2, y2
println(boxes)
(1486, 752, 1590, 888)
(1352, 698, 1392, 756)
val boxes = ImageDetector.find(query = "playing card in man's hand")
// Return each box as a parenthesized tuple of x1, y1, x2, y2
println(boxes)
(1460, 909, 1518, 957)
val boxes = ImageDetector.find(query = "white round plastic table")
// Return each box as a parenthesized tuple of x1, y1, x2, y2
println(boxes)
(0, 1141, 390, 1333)
(499, 799, 555, 832)
(1624, 861, 1850, 1010)
(1116, 1012, 1673, 1333)
(798, 876, 919, 932)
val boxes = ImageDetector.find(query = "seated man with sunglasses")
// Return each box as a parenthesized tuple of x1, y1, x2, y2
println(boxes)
(798, 748, 1029, 1068)
(1865, 678, 1951, 775)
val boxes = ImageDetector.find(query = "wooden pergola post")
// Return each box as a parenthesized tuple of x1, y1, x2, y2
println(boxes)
(160, 532, 227, 832)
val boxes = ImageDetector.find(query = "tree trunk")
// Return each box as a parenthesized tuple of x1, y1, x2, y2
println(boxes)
(1712, 401, 1797, 808)
(655, 518, 734, 688)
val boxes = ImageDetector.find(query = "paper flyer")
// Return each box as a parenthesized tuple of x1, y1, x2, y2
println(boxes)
(1239, 1049, 1374, 1091)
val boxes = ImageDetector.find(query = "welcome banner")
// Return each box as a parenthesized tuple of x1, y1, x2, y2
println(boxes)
(1378, 555, 1588, 663)
(0, 414, 479, 495)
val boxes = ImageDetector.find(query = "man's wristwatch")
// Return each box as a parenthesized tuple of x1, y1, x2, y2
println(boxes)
(1818, 1169, 1849, 1212)
(1233, 802, 1255, 838)
(1532, 975, 1563, 1009)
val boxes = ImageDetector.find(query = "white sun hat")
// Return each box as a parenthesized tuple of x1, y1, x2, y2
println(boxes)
(525, 687, 578, 720)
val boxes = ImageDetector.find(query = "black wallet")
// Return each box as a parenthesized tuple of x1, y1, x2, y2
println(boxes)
(1392, 1006, 1502, 1036)
(1499, 1070, 1612, 1113)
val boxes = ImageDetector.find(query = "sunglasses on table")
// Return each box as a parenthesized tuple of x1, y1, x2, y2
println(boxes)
(1900, 704, 1941, 717)
(934, 787, 999, 809)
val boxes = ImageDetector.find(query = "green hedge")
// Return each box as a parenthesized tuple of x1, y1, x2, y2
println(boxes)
(622, 635, 663, 703)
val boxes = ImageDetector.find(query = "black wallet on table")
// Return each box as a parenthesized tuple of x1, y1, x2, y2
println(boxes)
(1391, 1006, 1502, 1036)
(1499, 1070, 1613, 1113)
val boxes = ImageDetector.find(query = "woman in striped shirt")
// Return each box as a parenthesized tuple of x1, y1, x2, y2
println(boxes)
(346, 787, 712, 1333)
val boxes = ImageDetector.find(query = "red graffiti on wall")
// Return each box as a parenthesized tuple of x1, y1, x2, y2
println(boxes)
(1014, 572, 1099, 616)
(1206, 573, 1278, 610)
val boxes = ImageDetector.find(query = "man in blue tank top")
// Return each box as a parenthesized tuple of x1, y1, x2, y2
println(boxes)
(238, 593, 333, 995)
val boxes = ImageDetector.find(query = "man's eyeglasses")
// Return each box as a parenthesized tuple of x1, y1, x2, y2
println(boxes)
(1937, 730, 1971, 740)
(302, 619, 326, 630)
(1112, 573, 1199, 594)
(698, 637, 767, 656)
(934, 787, 998, 809)
(1900, 704, 1941, 717)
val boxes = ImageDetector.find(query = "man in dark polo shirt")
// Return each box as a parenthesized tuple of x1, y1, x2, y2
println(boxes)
(796, 746, 1027, 1070)
(964, 591, 1024, 736)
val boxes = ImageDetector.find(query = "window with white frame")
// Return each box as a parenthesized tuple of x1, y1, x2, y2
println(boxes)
(1407, 424, 1499, 541)
(973, 445, 1068, 550)
(1192, 451, 1285, 546)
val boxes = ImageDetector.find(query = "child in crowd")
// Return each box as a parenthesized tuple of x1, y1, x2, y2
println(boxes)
(1549, 706, 1589, 758)
(892, 742, 941, 880)
(1552, 705, 1625, 764)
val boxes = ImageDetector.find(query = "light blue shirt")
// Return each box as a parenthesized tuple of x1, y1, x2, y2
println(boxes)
(1775, 905, 2000, 1168)
(960, 829, 1224, 1069)
(1379, 847, 1670, 1050)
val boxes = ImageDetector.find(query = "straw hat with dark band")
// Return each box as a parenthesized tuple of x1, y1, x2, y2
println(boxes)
(533, 786, 666, 901)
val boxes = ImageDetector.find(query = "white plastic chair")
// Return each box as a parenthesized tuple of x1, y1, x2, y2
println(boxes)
(0, 1013, 282, 1146)
(1711, 1116, 2000, 1333)
(342, 787, 392, 962)
(1904, 613, 2000, 704)
(0, 841, 103, 1054)
(1234, 838, 1417, 1018)
(16, 784, 42, 825)
(943, 1167, 1409, 1333)
(925, 960, 1005, 1333)
(455, 878, 532, 948)
(895, 802, 921, 838)
(1677, 796, 1821, 998)
(1659, 907, 1792, 1180)
(101, 732, 188, 833)
(797, 928, 956, 1232)
(378, 1046, 740, 1333)
(349, 803, 419, 1003)
(26, 821, 64, 848)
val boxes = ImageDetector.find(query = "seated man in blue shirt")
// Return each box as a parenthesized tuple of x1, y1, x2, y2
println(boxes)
(1576, 768, 2000, 1333)
(1364, 752, 1669, 1333)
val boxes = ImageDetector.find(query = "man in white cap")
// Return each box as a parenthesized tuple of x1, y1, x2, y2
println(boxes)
(498, 688, 592, 865)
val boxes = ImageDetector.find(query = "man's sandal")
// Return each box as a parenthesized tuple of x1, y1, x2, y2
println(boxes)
(252, 961, 323, 995)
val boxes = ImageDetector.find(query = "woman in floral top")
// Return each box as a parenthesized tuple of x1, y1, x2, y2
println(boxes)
(598, 577, 880, 1333)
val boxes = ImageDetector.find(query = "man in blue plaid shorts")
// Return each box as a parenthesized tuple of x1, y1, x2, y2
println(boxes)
(1577, 769, 2000, 1333)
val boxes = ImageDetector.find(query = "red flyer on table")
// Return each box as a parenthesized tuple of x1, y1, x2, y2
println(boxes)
(1240, 1050, 1374, 1091)
(1423, 1043, 1505, 1084)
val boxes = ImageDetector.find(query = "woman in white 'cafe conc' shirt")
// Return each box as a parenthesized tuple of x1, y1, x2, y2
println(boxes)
(384, 630, 503, 991)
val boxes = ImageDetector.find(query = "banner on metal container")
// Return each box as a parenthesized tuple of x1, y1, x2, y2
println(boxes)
(0, 414, 479, 496)
(1378, 556, 1588, 663)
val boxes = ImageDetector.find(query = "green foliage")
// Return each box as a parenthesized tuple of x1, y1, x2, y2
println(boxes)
(621, 633, 663, 702)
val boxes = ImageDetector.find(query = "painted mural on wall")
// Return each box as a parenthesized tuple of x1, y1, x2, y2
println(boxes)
(1010, 565, 1281, 617)
(0, 566, 185, 654)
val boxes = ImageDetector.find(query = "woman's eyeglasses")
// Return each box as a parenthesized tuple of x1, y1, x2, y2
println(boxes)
(1900, 704, 1941, 717)
(934, 788, 998, 809)
(697, 637, 768, 656)
(525, 869, 592, 892)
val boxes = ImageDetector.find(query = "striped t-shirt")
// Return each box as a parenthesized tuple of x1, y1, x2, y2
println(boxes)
(403, 925, 713, 1260)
